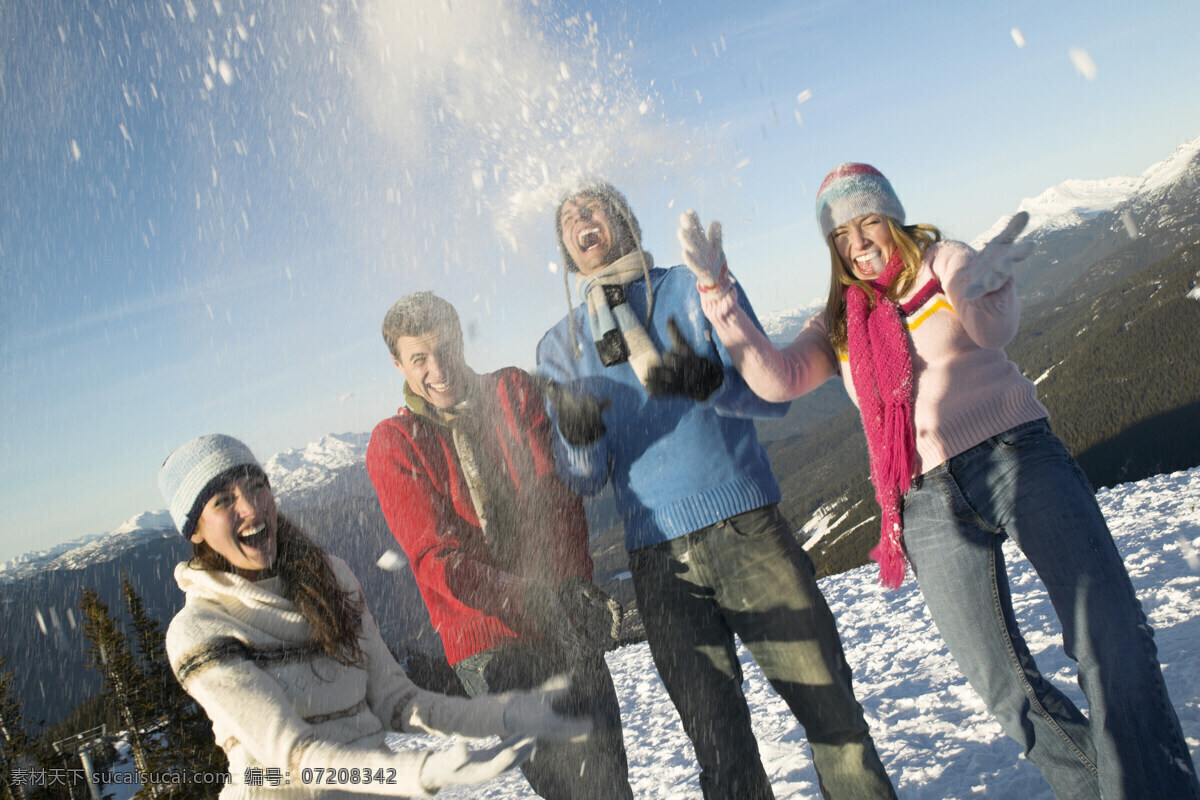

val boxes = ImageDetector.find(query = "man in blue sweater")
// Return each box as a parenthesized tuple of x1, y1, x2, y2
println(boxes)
(535, 179, 897, 800)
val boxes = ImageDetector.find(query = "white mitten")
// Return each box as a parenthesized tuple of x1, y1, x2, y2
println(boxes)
(678, 210, 726, 289)
(501, 675, 593, 742)
(418, 735, 536, 792)
(963, 211, 1034, 299)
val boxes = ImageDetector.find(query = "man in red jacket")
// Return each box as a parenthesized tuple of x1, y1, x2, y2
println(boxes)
(366, 291, 632, 800)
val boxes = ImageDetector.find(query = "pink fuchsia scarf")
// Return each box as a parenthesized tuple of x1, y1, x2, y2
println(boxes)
(845, 250, 916, 589)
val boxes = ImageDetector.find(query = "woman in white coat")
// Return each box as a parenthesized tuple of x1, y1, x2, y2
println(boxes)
(159, 433, 589, 798)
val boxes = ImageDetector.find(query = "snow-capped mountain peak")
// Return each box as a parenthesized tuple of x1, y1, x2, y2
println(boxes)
(112, 509, 174, 535)
(261, 432, 370, 497)
(757, 298, 825, 344)
(971, 134, 1200, 248)
(0, 433, 372, 581)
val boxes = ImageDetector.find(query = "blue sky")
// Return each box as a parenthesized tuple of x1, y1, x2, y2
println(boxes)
(2, 0, 1198, 563)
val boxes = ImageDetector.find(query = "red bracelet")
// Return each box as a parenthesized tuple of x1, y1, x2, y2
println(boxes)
(697, 261, 729, 293)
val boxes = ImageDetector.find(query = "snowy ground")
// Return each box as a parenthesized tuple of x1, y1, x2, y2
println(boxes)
(403, 466, 1200, 799)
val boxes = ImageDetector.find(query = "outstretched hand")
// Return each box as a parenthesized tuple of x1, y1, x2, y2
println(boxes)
(500, 675, 593, 742)
(533, 375, 610, 447)
(645, 317, 724, 402)
(963, 211, 1034, 300)
(677, 210, 726, 289)
(418, 735, 536, 792)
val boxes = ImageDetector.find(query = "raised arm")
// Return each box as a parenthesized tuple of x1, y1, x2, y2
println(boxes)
(680, 211, 839, 402)
(936, 239, 1023, 350)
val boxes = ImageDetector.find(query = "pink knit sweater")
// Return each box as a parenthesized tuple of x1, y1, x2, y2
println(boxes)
(702, 240, 1048, 476)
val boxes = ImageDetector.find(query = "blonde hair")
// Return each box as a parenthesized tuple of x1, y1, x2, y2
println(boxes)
(823, 218, 942, 355)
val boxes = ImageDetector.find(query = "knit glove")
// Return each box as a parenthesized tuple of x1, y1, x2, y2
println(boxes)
(678, 210, 727, 291)
(534, 376, 610, 447)
(557, 576, 623, 652)
(963, 211, 1034, 300)
(645, 317, 724, 401)
(418, 735, 536, 793)
(524, 581, 592, 661)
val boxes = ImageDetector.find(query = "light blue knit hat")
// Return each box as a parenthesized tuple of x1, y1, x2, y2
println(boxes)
(815, 163, 906, 239)
(159, 434, 262, 538)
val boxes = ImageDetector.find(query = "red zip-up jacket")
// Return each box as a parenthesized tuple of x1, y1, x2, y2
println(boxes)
(367, 367, 593, 665)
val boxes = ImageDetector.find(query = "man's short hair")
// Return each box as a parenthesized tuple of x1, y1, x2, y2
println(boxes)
(381, 291, 463, 361)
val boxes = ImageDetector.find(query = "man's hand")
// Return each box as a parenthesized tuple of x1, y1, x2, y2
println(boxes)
(645, 318, 724, 402)
(678, 210, 725, 289)
(523, 582, 592, 660)
(962, 211, 1034, 300)
(533, 376, 610, 447)
(557, 576, 623, 651)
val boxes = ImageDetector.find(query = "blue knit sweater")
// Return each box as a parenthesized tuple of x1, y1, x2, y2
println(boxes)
(536, 264, 790, 552)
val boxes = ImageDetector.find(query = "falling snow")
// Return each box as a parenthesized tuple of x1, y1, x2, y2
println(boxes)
(1069, 47, 1098, 80)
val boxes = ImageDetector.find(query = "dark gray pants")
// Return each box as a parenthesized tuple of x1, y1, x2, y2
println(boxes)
(455, 641, 633, 800)
(629, 504, 896, 800)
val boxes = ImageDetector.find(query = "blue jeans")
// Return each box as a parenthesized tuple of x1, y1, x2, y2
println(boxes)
(454, 641, 633, 800)
(629, 504, 897, 800)
(903, 419, 1199, 800)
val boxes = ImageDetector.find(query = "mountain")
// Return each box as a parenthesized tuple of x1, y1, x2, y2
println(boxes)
(756, 298, 825, 344)
(971, 135, 1200, 306)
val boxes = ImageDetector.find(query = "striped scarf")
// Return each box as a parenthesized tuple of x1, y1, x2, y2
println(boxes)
(576, 251, 662, 385)
(845, 250, 916, 589)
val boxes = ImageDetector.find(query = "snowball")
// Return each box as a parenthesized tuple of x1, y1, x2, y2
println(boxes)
(1010, 28, 1026, 48)
(377, 549, 408, 571)
(796, 89, 812, 103)
(1069, 47, 1097, 80)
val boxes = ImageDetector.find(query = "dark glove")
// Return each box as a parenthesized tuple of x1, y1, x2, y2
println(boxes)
(645, 317, 724, 401)
(523, 582, 592, 660)
(557, 576, 623, 652)
(533, 376, 610, 447)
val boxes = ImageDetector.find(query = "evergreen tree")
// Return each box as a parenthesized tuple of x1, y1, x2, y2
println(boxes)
(78, 589, 153, 789)
(0, 658, 31, 800)
(119, 575, 225, 798)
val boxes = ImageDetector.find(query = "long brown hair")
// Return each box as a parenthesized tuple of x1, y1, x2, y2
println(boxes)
(190, 514, 366, 667)
(823, 217, 942, 355)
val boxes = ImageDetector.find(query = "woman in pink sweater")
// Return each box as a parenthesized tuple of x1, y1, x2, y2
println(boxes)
(682, 163, 1199, 800)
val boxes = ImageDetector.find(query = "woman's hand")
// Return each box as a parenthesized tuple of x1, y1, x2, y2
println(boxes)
(418, 735, 536, 792)
(500, 676, 593, 741)
(678, 210, 726, 289)
(963, 211, 1033, 299)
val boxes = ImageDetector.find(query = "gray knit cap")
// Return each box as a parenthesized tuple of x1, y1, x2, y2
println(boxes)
(159, 434, 263, 538)
(554, 178, 642, 273)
